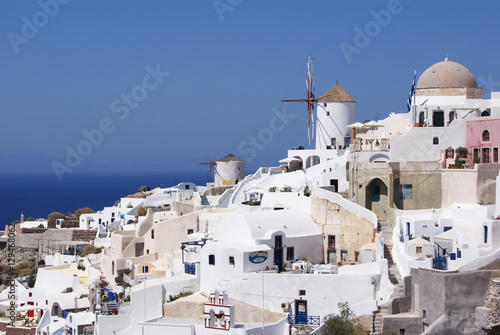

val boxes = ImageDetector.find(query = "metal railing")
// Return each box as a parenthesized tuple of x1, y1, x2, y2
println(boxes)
(288, 315, 320, 326)
(350, 138, 390, 152)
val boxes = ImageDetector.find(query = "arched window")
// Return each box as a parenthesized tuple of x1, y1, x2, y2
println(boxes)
(482, 130, 490, 142)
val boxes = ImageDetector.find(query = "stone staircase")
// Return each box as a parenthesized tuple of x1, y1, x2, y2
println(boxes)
(215, 189, 234, 208)
(371, 220, 404, 335)
(230, 177, 261, 206)
(199, 194, 210, 206)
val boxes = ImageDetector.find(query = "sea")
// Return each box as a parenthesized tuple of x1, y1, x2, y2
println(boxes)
(0, 171, 207, 230)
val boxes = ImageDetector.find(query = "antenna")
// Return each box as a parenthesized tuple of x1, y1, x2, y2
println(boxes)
(281, 54, 317, 147)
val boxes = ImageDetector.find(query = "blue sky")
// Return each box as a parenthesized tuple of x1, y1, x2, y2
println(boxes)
(1, 0, 500, 176)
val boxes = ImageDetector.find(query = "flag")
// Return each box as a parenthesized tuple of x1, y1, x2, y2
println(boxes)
(406, 70, 416, 113)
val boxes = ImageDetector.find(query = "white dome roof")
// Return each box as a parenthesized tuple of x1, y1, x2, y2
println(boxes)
(416, 58, 477, 89)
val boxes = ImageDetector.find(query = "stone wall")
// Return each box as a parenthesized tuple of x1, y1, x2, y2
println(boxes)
(5, 326, 36, 335)
(20, 228, 47, 234)
(203, 185, 233, 196)
(310, 192, 376, 265)
(485, 280, 500, 329)
(16, 229, 95, 248)
(72, 230, 97, 242)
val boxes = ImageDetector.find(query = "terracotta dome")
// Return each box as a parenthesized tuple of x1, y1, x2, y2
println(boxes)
(416, 58, 477, 89)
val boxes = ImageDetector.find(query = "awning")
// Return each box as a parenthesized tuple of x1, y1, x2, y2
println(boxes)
(279, 157, 301, 163)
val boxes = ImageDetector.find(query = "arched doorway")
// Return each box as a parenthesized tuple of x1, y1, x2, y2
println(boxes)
(365, 178, 388, 218)
(305, 155, 320, 169)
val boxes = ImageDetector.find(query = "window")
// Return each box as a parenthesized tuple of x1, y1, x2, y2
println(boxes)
(229, 256, 235, 265)
(433, 111, 444, 127)
(494, 148, 499, 163)
(209, 254, 215, 265)
(482, 148, 490, 163)
(482, 129, 490, 142)
(445, 147, 454, 159)
(286, 247, 294, 261)
(326, 111, 330, 116)
(187, 229, 194, 235)
(328, 235, 336, 248)
(354, 251, 359, 262)
(449, 111, 455, 123)
(433, 137, 439, 145)
(400, 185, 413, 199)
(341, 250, 348, 262)
(416, 246, 422, 254)
(473, 148, 479, 161)
(323, 103, 327, 107)
(344, 136, 351, 146)
(299, 290, 306, 296)
(419, 112, 425, 126)
(331, 137, 337, 147)
(185, 185, 190, 190)
(142, 265, 149, 273)
(151, 229, 154, 239)
(29, 292, 32, 297)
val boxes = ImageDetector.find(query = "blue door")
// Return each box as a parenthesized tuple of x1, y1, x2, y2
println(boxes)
(295, 300, 307, 324)
(433, 256, 447, 270)
(274, 248, 283, 272)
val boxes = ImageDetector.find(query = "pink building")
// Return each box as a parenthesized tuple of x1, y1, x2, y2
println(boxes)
(466, 116, 500, 165)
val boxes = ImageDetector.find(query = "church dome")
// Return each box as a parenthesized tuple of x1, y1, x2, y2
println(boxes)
(416, 58, 477, 89)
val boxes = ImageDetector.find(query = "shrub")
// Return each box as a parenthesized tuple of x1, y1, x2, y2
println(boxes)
(37, 224, 45, 228)
(74, 207, 95, 220)
(269, 186, 277, 192)
(136, 207, 147, 216)
(124, 295, 131, 302)
(48, 212, 66, 225)
(168, 291, 193, 302)
(303, 186, 311, 197)
(26, 217, 35, 221)
(81, 245, 100, 256)
(456, 146, 468, 158)
(321, 302, 363, 335)
(281, 185, 292, 192)
(27, 276, 36, 288)
(15, 261, 31, 271)
(62, 287, 73, 293)
(19, 268, 34, 277)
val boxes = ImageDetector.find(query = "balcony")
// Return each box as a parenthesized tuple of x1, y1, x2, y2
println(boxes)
(350, 138, 390, 152)
(288, 314, 320, 326)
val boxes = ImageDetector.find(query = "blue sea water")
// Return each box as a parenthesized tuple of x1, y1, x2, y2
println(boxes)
(0, 171, 206, 229)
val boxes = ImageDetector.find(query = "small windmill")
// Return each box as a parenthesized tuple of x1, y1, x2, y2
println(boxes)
(281, 54, 317, 147)
(199, 154, 218, 184)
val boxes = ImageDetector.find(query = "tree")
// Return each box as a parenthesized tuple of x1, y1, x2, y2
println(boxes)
(74, 207, 95, 220)
(26, 217, 35, 221)
(321, 302, 364, 335)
